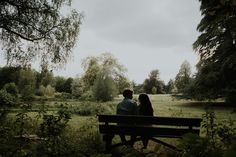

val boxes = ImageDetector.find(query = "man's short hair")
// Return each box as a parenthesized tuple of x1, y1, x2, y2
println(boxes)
(123, 89, 133, 98)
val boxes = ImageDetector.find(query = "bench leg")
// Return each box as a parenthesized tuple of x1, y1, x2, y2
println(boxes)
(103, 134, 114, 152)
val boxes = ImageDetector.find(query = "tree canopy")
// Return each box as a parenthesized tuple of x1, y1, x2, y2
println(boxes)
(192, 0, 236, 102)
(79, 53, 129, 101)
(0, 0, 82, 67)
(143, 69, 165, 94)
(175, 60, 192, 93)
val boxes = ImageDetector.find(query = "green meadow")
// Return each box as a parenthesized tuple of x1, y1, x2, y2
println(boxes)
(2, 94, 236, 157)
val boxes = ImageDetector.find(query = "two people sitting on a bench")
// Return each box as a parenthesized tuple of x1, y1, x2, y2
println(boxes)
(116, 89, 154, 148)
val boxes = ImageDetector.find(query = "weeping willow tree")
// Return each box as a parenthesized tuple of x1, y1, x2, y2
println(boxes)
(192, 0, 236, 102)
(0, 0, 82, 67)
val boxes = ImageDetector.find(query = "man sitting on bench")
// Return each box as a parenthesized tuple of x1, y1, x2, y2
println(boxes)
(116, 89, 138, 145)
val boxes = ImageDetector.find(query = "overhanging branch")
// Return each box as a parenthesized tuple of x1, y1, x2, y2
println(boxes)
(0, 26, 45, 42)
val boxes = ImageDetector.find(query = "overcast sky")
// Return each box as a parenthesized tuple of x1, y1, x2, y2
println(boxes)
(1, 0, 202, 84)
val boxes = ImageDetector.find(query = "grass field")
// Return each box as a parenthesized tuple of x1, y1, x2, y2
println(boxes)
(8, 94, 235, 128)
(146, 94, 236, 119)
(24, 94, 236, 125)
(2, 94, 236, 156)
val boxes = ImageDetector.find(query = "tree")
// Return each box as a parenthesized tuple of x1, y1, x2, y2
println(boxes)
(63, 77, 73, 93)
(80, 52, 128, 100)
(193, 0, 236, 102)
(81, 56, 100, 91)
(175, 60, 192, 93)
(132, 81, 143, 94)
(165, 79, 175, 94)
(0, 66, 21, 89)
(92, 70, 117, 102)
(116, 75, 131, 94)
(143, 69, 164, 94)
(18, 68, 36, 99)
(54, 76, 66, 92)
(0, 0, 82, 67)
(40, 68, 54, 87)
(71, 78, 83, 98)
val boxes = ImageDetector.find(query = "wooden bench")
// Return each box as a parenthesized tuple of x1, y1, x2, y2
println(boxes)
(98, 114, 202, 152)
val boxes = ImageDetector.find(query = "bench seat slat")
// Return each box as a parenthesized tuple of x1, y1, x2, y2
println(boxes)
(98, 114, 202, 127)
(99, 125, 200, 138)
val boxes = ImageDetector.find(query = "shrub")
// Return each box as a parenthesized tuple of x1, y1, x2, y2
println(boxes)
(74, 102, 115, 116)
(45, 85, 55, 97)
(178, 110, 236, 157)
(75, 117, 105, 156)
(61, 92, 72, 99)
(21, 85, 35, 101)
(0, 90, 15, 106)
(71, 78, 83, 99)
(3, 82, 18, 97)
(37, 107, 71, 156)
(80, 90, 93, 100)
(35, 85, 46, 96)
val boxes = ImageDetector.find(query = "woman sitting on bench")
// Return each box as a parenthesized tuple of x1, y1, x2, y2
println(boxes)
(138, 93, 154, 149)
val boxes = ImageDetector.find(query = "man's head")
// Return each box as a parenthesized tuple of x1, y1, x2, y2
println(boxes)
(122, 89, 133, 99)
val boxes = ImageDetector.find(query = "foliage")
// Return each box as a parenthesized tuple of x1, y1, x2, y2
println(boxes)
(0, 89, 16, 106)
(81, 53, 127, 101)
(21, 85, 35, 101)
(0, 0, 82, 67)
(3, 82, 18, 97)
(179, 133, 223, 157)
(224, 141, 236, 157)
(132, 81, 143, 94)
(38, 68, 54, 87)
(63, 77, 73, 94)
(18, 68, 36, 95)
(71, 78, 83, 98)
(73, 101, 115, 116)
(54, 76, 67, 93)
(45, 85, 56, 97)
(36, 85, 46, 96)
(192, 0, 236, 103)
(179, 109, 236, 157)
(116, 75, 132, 94)
(0, 66, 21, 89)
(75, 117, 105, 156)
(81, 56, 101, 91)
(53, 76, 74, 94)
(143, 69, 165, 94)
(92, 70, 118, 101)
(164, 79, 175, 94)
(0, 104, 108, 157)
(174, 60, 192, 93)
(37, 106, 72, 157)
(55, 92, 72, 100)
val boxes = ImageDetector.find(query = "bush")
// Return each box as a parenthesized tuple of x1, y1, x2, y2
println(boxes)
(0, 90, 16, 106)
(3, 82, 18, 97)
(74, 102, 115, 116)
(76, 118, 105, 155)
(178, 110, 236, 157)
(61, 92, 72, 99)
(35, 85, 46, 96)
(45, 85, 55, 97)
(21, 85, 35, 101)
(80, 90, 93, 101)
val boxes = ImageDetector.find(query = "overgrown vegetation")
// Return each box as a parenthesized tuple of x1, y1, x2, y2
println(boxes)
(0, 95, 236, 157)
(179, 109, 236, 157)
(0, 104, 107, 157)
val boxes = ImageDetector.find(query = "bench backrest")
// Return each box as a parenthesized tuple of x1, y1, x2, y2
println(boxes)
(98, 114, 202, 138)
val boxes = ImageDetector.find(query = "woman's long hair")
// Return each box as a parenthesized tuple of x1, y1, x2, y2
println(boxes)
(138, 93, 153, 116)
